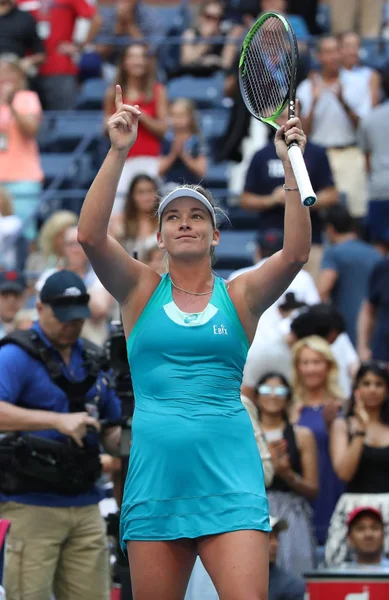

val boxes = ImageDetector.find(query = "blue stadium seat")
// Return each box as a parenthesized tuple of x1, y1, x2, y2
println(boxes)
(40, 153, 76, 188)
(75, 78, 107, 110)
(50, 112, 102, 152)
(360, 39, 388, 70)
(167, 72, 225, 108)
(227, 206, 258, 231)
(199, 108, 230, 140)
(316, 3, 331, 32)
(148, 3, 190, 35)
(206, 161, 230, 189)
(215, 230, 256, 270)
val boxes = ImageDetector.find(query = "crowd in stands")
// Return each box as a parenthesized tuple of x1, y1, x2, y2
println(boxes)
(2, 0, 389, 597)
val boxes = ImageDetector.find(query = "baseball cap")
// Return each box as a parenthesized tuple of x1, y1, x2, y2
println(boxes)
(347, 507, 383, 530)
(270, 516, 288, 533)
(40, 270, 91, 322)
(256, 229, 284, 253)
(0, 271, 26, 294)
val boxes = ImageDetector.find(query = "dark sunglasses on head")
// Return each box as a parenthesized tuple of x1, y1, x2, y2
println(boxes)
(257, 385, 289, 397)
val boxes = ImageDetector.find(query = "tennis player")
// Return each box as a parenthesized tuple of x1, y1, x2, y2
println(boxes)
(78, 85, 311, 600)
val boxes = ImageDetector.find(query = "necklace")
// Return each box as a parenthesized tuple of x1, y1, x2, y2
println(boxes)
(170, 276, 214, 296)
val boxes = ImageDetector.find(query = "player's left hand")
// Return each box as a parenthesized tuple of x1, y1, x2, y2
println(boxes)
(275, 115, 307, 165)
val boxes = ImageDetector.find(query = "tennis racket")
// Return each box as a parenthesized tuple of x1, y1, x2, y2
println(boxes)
(239, 11, 317, 207)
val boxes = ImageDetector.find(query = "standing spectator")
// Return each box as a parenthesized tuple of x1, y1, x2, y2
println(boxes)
(104, 43, 168, 214)
(339, 31, 381, 111)
(326, 362, 389, 565)
(257, 372, 318, 575)
(159, 99, 207, 187)
(241, 107, 338, 280)
(318, 205, 381, 346)
(358, 258, 389, 363)
(32, 0, 101, 110)
(109, 173, 159, 258)
(0, 55, 43, 241)
(268, 516, 306, 600)
(0, 0, 45, 73)
(328, 0, 384, 38)
(341, 507, 389, 568)
(0, 271, 26, 339)
(292, 335, 345, 545)
(359, 69, 389, 252)
(287, 0, 321, 34)
(297, 35, 367, 220)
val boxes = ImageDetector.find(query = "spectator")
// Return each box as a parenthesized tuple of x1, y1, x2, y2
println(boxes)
(0, 271, 26, 339)
(358, 258, 389, 363)
(13, 307, 37, 330)
(25, 210, 78, 274)
(318, 205, 381, 346)
(260, 0, 310, 40)
(289, 304, 359, 398)
(268, 516, 306, 600)
(287, 0, 321, 34)
(0, 0, 45, 73)
(292, 335, 345, 545)
(342, 507, 389, 568)
(110, 173, 159, 258)
(0, 187, 23, 271)
(359, 69, 389, 252)
(241, 106, 338, 280)
(339, 31, 381, 111)
(328, 0, 384, 38)
(104, 42, 168, 214)
(141, 241, 166, 275)
(0, 55, 43, 241)
(180, 1, 239, 77)
(257, 372, 318, 575)
(326, 362, 389, 565)
(297, 35, 367, 220)
(32, 0, 101, 110)
(159, 99, 207, 187)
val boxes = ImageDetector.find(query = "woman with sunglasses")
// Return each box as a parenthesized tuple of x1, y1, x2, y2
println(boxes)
(325, 362, 389, 566)
(256, 372, 318, 576)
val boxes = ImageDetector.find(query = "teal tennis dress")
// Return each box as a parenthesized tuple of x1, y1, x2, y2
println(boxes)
(120, 274, 270, 548)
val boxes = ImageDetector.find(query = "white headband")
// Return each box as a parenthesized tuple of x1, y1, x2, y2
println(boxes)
(158, 188, 216, 228)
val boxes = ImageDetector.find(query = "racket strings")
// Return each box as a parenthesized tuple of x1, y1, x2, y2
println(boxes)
(242, 17, 293, 119)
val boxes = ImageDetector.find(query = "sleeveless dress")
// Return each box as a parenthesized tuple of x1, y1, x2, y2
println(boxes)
(120, 274, 270, 548)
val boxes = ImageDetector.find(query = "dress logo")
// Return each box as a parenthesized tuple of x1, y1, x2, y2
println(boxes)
(213, 324, 228, 335)
(184, 314, 199, 324)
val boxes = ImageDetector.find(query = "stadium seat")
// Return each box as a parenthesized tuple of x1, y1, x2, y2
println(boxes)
(75, 78, 107, 110)
(167, 72, 225, 108)
(50, 112, 102, 152)
(40, 153, 76, 188)
(199, 108, 230, 141)
(206, 161, 230, 189)
(227, 206, 258, 231)
(214, 230, 256, 270)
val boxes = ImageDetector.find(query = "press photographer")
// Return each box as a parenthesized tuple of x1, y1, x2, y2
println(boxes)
(0, 270, 122, 600)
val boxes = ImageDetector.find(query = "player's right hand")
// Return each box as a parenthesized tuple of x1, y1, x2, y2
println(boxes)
(107, 85, 141, 152)
(54, 412, 100, 447)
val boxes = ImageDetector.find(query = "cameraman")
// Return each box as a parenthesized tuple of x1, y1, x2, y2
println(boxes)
(0, 270, 121, 600)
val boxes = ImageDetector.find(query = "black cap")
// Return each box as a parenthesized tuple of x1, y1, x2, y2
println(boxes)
(279, 292, 306, 312)
(291, 303, 345, 340)
(256, 229, 284, 253)
(40, 270, 91, 323)
(0, 271, 26, 294)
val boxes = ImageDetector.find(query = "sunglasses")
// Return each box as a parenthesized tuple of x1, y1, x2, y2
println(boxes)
(203, 12, 222, 21)
(257, 385, 289, 397)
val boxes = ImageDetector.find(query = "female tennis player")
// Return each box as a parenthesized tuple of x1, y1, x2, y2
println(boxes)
(78, 85, 311, 600)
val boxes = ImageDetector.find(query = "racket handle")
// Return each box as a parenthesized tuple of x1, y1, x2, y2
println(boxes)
(287, 144, 317, 207)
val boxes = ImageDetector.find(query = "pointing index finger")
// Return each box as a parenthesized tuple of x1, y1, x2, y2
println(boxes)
(115, 85, 123, 111)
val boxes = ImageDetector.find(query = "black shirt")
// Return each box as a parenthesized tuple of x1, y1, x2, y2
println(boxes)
(0, 7, 44, 58)
(268, 424, 303, 493)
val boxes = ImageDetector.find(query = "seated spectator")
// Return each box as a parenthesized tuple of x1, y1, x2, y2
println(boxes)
(0, 0, 44, 74)
(0, 187, 23, 271)
(318, 205, 381, 346)
(260, 0, 310, 40)
(241, 106, 338, 281)
(359, 69, 389, 253)
(256, 372, 318, 575)
(180, 1, 239, 77)
(358, 257, 389, 363)
(104, 42, 168, 214)
(297, 35, 368, 220)
(26, 210, 78, 274)
(110, 173, 159, 258)
(328, 0, 384, 38)
(0, 271, 26, 339)
(326, 362, 389, 565)
(268, 516, 306, 600)
(339, 31, 381, 110)
(341, 507, 389, 568)
(0, 55, 43, 241)
(159, 99, 207, 187)
(292, 336, 345, 546)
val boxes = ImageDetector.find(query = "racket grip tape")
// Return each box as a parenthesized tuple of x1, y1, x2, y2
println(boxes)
(287, 144, 317, 207)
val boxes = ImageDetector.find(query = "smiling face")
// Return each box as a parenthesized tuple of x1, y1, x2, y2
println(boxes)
(297, 346, 329, 392)
(355, 370, 388, 412)
(256, 375, 290, 415)
(157, 197, 219, 261)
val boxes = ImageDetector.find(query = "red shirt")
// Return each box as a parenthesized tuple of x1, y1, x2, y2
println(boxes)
(17, 0, 95, 76)
(124, 84, 164, 158)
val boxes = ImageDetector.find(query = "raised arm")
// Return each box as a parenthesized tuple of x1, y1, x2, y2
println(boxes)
(230, 118, 311, 334)
(78, 85, 159, 305)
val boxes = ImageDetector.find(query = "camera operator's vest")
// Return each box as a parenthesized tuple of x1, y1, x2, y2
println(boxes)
(0, 330, 105, 496)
